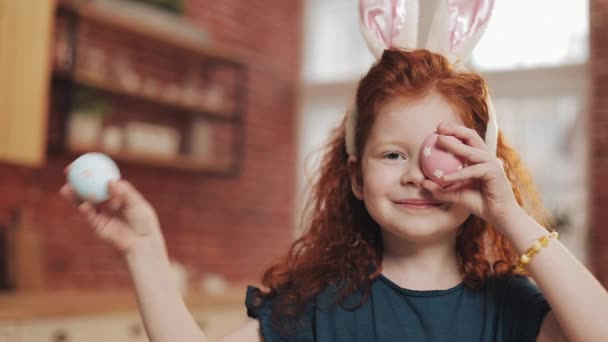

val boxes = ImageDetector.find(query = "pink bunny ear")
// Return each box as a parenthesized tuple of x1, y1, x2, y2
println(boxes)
(359, 0, 419, 59)
(425, 0, 495, 64)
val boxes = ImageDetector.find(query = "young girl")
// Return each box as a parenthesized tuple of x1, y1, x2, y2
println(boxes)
(60, 49, 608, 342)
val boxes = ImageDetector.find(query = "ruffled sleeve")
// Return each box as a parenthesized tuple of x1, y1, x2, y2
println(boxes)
(245, 286, 316, 342)
(245, 286, 284, 341)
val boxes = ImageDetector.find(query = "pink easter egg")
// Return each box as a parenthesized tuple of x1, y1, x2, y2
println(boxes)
(419, 133, 466, 186)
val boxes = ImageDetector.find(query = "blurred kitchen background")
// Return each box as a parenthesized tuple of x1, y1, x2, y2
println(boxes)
(0, 0, 604, 341)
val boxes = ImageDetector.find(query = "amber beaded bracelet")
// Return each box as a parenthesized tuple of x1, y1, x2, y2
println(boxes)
(514, 231, 559, 272)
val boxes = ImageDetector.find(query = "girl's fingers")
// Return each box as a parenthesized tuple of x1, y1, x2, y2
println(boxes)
(107, 197, 123, 213)
(59, 184, 71, 198)
(436, 123, 488, 151)
(443, 180, 465, 193)
(79, 202, 111, 236)
(436, 134, 490, 164)
(422, 179, 461, 203)
(93, 213, 113, 238)
(108, 180, 144, 207)
(78, 201, 97, 223)
(443, 179, 476, 193)
(60, 184, 84, 206)
(422, 179, 444, 194)
(442, 163, 493, 183)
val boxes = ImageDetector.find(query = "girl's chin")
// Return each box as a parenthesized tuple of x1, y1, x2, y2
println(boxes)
(384, 225, 461, 242)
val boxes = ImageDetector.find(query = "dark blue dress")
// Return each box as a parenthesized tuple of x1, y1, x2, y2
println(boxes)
(245, 274, 550, 341)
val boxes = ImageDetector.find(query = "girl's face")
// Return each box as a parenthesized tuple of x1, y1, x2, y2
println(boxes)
(352, 92, 471, 244)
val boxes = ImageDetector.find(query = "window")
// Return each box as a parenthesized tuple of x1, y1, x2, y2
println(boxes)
(472, 0, 588, 70)
(302, 0, 374, 83)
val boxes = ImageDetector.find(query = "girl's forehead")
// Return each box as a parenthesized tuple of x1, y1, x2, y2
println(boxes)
(370, 94, 464, 141)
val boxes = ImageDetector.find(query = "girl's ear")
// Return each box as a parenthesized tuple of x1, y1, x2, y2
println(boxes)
(348, 156, 364, 200)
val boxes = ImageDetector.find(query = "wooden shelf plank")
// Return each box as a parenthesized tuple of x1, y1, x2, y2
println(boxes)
(58, 0, 244, 65)
(69, 145, 230, 174)
(59, 71, 235, 120)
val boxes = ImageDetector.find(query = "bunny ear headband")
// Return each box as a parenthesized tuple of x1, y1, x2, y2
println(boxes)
(346, 0, 498, 157)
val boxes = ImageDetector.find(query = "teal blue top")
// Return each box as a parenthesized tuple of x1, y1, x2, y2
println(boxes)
(245, 274, 550, 341)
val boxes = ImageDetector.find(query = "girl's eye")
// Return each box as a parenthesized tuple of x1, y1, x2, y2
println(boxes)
(384, 152, 405, 160)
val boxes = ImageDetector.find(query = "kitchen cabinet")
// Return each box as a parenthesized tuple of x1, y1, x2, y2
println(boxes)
(0, 0, 54, 166)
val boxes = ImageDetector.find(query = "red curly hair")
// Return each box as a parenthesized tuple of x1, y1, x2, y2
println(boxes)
(250, 48, 553, 336)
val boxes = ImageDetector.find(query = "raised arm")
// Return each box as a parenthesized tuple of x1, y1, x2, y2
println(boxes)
(498, 205, 608, 342)
(421, 122, 608, 342)
(60, 179, 263, 342)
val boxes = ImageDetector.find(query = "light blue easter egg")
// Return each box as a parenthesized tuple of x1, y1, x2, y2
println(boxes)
(67, 153, 121, 203)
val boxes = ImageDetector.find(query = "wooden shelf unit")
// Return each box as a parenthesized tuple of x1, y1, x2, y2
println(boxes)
(68, 145, 230, 174)
(53, 71, 236, 120)
(51, 0, 247, 175)
(56, 0, 243, 63)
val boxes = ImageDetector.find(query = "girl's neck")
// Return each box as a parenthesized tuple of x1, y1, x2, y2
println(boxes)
(381, 232, 463, 291)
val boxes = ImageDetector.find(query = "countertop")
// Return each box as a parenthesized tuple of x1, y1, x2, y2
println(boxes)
(0, 288, 247, 320)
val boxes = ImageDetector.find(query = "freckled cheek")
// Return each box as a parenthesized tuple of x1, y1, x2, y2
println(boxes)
(362, 166, 402, 196)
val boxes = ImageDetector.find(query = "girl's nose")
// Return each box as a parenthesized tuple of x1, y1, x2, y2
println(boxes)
(400, 161, 426, 187)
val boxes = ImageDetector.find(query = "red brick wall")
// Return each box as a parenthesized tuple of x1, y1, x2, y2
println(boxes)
(0, 0, 302, 290)
(590, 0, 608, 286)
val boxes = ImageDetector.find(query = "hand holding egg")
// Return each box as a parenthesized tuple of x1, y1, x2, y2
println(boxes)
(420, 123, 520, 230)
(62, 153, 164, 255)
(67, 153, 121, 203)
(419, 133, 466, 187)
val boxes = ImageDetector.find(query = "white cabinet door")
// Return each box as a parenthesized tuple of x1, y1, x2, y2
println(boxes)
(0, 322, 18, 342)
(95, 313, 148, 342)
(17, 317, 102, 342)
(194, 307, 249, 342)
(8, 305, 247, 342)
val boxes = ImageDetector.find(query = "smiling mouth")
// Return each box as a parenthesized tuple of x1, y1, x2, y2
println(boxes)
(394, 202, 445, 210)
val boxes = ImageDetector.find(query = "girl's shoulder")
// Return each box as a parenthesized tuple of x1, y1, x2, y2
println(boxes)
(245, 286, 282, 341)
(484, 274, 543, 297)
(245, 285, 317, 341)
(486, 275, 551, 340)
(482, 274, 550, 317)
